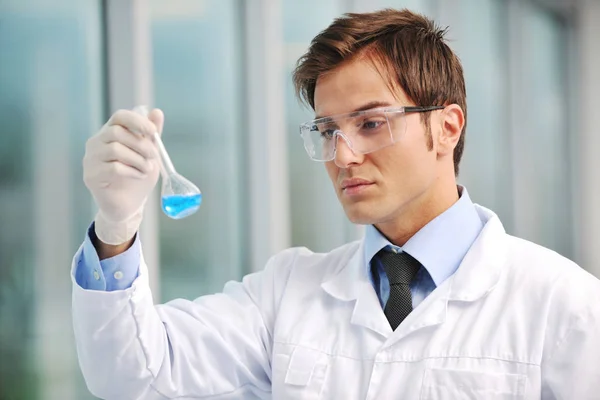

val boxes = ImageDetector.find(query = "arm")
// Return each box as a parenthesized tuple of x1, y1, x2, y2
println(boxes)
(541, 273, 600, 399)
(72, 243, 296, 399)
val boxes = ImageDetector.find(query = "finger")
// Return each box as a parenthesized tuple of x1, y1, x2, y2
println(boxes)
(101, 125, 158, 160)
(147, 108, 164, 137)
(104, 161, 148, 181)
(107, 109, 158, 138)
(83, 159, 147, 189)
(100, 141, 155, 175)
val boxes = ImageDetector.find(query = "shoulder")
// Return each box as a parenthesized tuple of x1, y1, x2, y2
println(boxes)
(237, 241, 361, 308)
(265, 240, 362, 278)
(503, 234, 600, 331)
(503, 234, 599, 292)
(239, 241, 361, 291)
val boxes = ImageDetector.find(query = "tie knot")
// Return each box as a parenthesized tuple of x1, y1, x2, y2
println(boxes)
(378, 250, 421, 285)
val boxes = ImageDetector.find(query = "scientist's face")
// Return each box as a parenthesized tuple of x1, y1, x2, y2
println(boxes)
(314, 57, 452, 231)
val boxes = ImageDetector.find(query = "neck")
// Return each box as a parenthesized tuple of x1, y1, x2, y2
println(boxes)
(375, 177, 459, 246)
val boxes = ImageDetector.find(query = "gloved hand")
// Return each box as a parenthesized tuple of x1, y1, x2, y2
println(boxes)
(83, 106, 164, 245)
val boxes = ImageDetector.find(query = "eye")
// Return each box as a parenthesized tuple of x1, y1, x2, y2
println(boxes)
(360, 118, 386, 131)
(320, 129, 336, 140)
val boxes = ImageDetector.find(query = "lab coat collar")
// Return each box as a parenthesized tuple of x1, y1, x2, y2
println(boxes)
(320, 240, 365, 302)
(445, 204, 507, 302)
(321, 240, 393, 337)
(363, 186, 483, 288)
(321, 204, 506, 336)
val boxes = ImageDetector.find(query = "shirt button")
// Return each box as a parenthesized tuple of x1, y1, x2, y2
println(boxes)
(114, 271, 124, 280)
(93, 270, 100, 280)
(391, 247, 399, 254)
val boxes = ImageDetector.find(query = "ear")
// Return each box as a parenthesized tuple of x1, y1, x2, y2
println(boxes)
(436, 104, 464, 156)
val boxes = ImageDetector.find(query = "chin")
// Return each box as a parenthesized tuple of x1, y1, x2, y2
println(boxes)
(342, 203, 383, 225)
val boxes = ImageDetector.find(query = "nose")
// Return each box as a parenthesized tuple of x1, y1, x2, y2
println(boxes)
(333, 132, 364, 168)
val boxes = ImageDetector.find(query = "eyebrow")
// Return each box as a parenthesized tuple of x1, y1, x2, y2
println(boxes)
(314, 100, 393, 120)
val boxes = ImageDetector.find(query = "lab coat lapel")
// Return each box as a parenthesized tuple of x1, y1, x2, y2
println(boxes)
(384, 206, 508, 347)
(383, 274, 451, 348)
(321, 240, 393, 338)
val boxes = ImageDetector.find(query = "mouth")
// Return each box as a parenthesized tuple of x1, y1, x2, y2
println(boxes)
(340, 178, 375, 196)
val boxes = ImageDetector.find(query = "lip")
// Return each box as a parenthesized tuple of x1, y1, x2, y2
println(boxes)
(340, 178, 374, 195)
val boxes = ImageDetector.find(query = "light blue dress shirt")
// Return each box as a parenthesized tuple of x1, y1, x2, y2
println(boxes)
(75, 224, 141, 291)
(76, 187, 484, 309)
(364, 186, 484, 309)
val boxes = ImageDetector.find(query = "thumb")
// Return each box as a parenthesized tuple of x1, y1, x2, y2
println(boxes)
(148, 108, 165, 137)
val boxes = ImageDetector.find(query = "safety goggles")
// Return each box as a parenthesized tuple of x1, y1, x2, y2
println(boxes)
(299, 106, 444, 162)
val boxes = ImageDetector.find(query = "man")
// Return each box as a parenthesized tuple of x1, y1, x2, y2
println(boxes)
(73, 8, 600, 399)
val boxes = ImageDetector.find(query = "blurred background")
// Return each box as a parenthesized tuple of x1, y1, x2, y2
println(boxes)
(0, 0, 598, 398)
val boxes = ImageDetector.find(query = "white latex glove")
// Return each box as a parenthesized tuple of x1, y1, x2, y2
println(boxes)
(83, 107, 164, 245)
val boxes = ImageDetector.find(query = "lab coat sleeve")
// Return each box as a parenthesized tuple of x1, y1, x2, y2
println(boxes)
(540, 270, 600, 399)
(71, 240, 297, 400)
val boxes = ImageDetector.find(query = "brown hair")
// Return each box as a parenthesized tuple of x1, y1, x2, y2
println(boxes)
(293, 8, 467, 176)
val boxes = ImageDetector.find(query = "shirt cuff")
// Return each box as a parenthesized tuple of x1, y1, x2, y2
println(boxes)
(74, 222, 141, 291)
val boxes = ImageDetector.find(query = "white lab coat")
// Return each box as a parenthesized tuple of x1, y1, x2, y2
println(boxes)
(72, 205, 600, 399)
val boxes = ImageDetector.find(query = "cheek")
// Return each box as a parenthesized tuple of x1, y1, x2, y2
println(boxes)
(375, 141, 434, 183)
(324, 162, 338, 184)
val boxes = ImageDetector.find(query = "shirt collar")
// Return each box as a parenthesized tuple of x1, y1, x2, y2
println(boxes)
(363, 186, 484, 287)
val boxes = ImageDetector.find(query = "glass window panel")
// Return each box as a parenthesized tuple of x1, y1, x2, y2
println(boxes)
(351, 0, 433, 14)
(0, 1, 104, 399)
(149, 0, 246, 301)
(441, 0, 513, 231)
(441, 0, 571, 257)
(518, 3, 571, 257)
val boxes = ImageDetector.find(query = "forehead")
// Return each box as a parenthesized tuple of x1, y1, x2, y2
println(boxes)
(313, 57, 410, 118)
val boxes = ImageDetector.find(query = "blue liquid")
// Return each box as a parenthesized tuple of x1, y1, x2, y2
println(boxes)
(162, 194, 202, 219)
